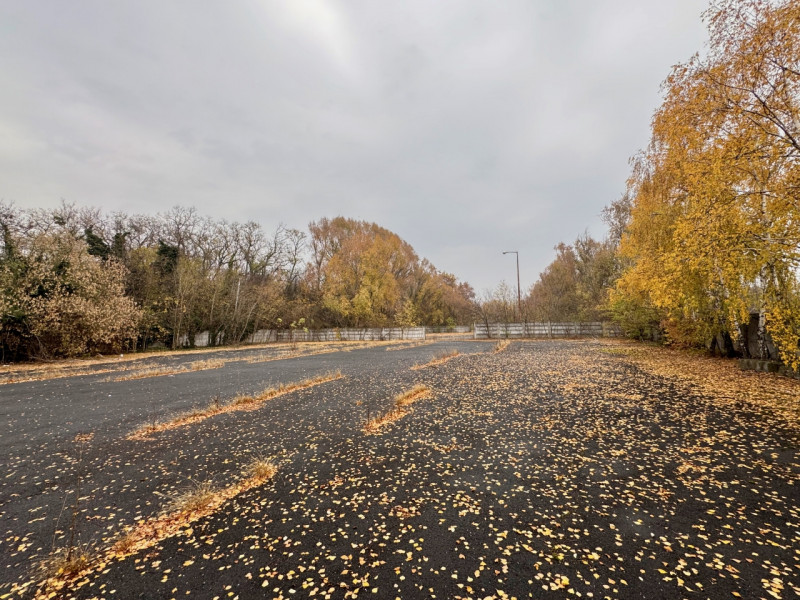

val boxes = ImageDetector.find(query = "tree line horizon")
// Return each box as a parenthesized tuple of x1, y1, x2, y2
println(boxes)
(0, 204, 481, 361)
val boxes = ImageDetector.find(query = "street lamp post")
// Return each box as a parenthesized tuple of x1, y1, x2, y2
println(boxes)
(502, 251, 521, 320)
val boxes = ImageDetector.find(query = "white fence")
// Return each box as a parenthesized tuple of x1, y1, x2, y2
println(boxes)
(474, 322, 621, 339)
(191, 331, 219, 347)
(246, 327, 426, 343)
(180, 327, 426, 347)
(425, 326, 472, 334)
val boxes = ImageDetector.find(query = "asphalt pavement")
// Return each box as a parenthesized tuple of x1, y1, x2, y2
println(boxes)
(1, 340, 798, 599)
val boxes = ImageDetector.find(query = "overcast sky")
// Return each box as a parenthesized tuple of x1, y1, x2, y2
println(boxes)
(0, 0, 709, 293)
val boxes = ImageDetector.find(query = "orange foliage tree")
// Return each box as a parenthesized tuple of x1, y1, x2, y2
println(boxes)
(306, 217, 473, 328)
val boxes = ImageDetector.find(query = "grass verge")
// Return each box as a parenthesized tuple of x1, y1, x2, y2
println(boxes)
(128, 371, 343, 440)
(364, 384, 433, 435)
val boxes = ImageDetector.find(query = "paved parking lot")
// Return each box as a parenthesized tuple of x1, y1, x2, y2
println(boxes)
(1, 340, 798, 599)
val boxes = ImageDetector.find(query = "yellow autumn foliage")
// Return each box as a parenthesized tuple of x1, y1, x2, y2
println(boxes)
(615, 0, 800, 368)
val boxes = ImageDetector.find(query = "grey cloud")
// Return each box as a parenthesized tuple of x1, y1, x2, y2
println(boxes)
(0, 0, 708, 292)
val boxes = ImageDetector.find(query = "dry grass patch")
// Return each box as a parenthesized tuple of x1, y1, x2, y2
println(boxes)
(33, 461, 280, 599)
(1, 346, 265, 386)
(243, 456, 279, 482)
(0, 341, 301, 386)
(190, 358, 226, 370)
(115, 464, 278, 557)
(494, 339, 511, 353)
(164, 480, 218, 515)
(241, 340, 402, 363)
(110, 366, 177, 381)
(243, 345, 334, 364)
(129, 370, 343, 440)
(394, 384, 433, 407)
(109, 358, 226, 382)
(386, 341, 433, 352)
(411, 349, 460, 370)
(364, 384, 433, 435)
(229, 371, 343, 408)
(38, 545, 93, 582)
(0, 366, 116, 386)
(111, 530, 138, 555)
(598, 345, 633, 356)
